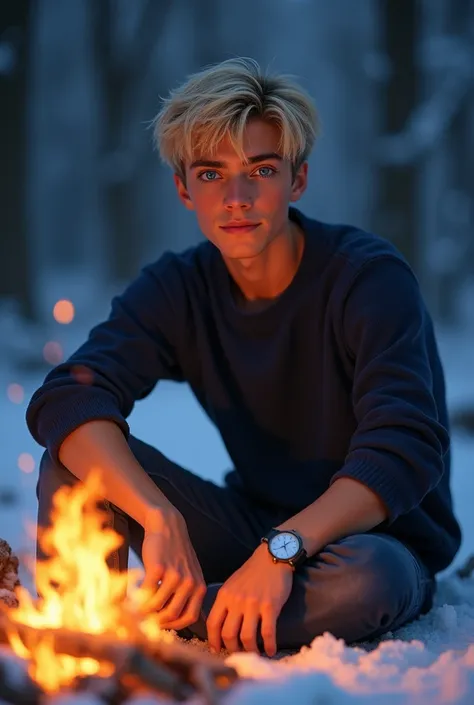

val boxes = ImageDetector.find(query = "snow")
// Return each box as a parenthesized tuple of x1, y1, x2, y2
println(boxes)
(0, 313, 473, 703)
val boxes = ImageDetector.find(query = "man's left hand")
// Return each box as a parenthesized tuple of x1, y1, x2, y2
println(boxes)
(206, 544, 294, 657)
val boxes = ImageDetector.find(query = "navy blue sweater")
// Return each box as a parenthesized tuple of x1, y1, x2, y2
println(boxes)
(27, 208, 461, 575)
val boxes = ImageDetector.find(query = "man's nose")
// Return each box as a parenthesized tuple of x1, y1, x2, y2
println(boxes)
(223, 176, 254, 209)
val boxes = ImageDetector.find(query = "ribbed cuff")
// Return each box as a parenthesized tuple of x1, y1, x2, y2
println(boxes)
(330, 455, 410, 525)
(34, 389, 130, 464)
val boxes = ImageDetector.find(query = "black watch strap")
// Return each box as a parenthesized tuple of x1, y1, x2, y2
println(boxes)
(261, 528, 279, 543)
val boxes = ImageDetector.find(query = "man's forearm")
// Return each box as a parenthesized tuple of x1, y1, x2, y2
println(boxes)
(275, 477, 389, 557)
(58, 420, 177, 530)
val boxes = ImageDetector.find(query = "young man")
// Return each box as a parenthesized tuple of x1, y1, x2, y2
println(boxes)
(28, 58, 461, 658)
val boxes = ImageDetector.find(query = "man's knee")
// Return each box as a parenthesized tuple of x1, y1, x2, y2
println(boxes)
(37, 450, 78, 502)
(299, 533, 427, 643)
(37, 449, 130, 570)
(320, 533, 420, 607)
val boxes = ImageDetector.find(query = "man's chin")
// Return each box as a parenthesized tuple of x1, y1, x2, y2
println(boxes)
(216, 239, 269, 261)
(222, 247, 267, 262)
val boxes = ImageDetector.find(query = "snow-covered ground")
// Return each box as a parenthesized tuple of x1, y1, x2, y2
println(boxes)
(0, 311, 473, 704)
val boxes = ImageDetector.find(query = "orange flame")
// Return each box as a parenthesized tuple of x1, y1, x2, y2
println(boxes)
(6, 471, 166, 692)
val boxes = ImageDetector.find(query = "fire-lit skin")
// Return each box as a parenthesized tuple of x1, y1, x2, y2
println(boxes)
(145, 118, 388, 657)
(174, 119, 307, 305)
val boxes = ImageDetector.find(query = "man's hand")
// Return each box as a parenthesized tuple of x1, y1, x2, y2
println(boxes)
(206, 544, 294, 657)
(141, 507, 206, 631)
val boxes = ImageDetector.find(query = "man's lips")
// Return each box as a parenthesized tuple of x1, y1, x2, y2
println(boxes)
(219, 222, 261, 234)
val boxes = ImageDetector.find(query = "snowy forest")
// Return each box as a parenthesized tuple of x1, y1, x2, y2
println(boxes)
(1, 2, 474, 704)
(1, 0, 473, 329)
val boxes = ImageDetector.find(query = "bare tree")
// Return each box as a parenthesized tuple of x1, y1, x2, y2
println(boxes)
(90, 0, 173, 281)
(371, 0, 420, 270)
(0, 0, 33, 318)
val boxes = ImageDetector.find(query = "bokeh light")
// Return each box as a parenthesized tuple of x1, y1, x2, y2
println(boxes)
(7, 383, 25, 404)
(43, 341, 64, 365)
(53, 299, 75, 324)
(18, 453, 35, 474)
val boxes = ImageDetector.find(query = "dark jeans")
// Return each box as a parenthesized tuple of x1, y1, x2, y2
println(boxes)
(37, 436, 435, 651)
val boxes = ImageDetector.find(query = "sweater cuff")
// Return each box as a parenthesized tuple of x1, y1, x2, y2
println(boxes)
(33, 389, 130, 464)
(330, 455, 407, 525)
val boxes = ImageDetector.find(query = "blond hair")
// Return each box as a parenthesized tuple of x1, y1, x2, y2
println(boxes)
(153, 57, 320, 179)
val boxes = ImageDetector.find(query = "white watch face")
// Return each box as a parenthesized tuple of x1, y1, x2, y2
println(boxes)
(269, 532, 300, 560)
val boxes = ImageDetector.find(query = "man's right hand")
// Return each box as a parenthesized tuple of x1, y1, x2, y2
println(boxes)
(140, 507, 207, 631)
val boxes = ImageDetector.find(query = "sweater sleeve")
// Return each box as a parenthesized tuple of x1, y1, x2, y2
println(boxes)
(26, 259, 184, 463)
(330, 256, 449, 524)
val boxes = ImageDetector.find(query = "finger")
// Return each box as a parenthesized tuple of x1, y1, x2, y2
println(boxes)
(160, 584, 206, 631)
(156, 579, 201, 626)
(221, 610, 244, 654)
(156, 585, 191, 627)
(240, 610, 260, 653)
(141, 563, 165, 595)
(147, 570, 181, 612)
(260, 605, 277, 658)
(206, 599, 227, 654)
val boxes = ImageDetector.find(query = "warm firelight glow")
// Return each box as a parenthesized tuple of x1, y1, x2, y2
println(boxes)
(53, 299, 75, 324)
(18, 453, 35, 474)
(71, 364, 94, 385)
(7, 383, 25, 404)
(6, 472, 167, 693)
(43, 341, 64, 365)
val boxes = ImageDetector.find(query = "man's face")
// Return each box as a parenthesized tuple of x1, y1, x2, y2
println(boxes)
(174, 118, 308, 261)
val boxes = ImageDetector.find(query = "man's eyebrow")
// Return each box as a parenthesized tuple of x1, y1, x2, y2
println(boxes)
(190, 158, 224, 169)
(189, 152, 283, 170)
(247, 152, 283, 164)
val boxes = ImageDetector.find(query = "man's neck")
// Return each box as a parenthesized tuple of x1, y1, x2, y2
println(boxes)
(224, 219, 305, 308)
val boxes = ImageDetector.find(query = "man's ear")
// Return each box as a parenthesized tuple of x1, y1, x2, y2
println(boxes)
(289, 161, 308, 202)
(173, 173, 195, 211)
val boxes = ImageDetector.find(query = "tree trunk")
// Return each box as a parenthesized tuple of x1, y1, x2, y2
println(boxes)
(90, 0, 174, 282)
(372, 0, 419, 270)
(0, 0, 34, 318)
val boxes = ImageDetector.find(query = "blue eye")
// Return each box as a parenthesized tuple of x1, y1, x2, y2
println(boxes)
(255, 166, 276, 178)
(198, 170, 221, 181)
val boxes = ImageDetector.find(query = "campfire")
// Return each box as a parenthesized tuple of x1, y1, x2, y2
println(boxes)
(0, 472, 239, 703)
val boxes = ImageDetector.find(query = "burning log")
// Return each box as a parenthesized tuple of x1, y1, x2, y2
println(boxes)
(0, 476, 243, 703)
(0, 539, 20, 609)
(0, 613, 239, 703)
(74, 674, 130, 704)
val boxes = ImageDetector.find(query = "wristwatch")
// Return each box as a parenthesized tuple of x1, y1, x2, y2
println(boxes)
(261, 528, 307, 569)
